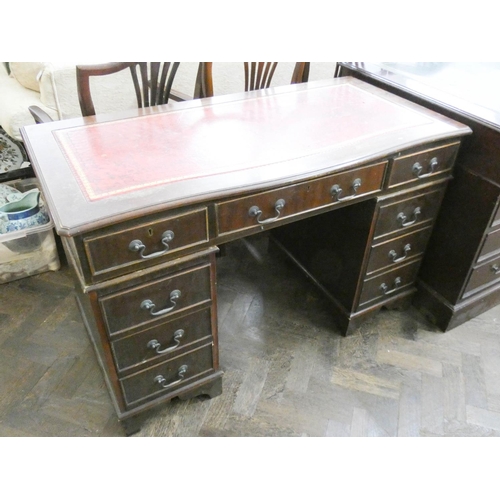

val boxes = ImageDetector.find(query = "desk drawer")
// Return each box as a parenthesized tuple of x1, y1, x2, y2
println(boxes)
(99, 263, 212, 337)
(358, 260, 420, 307)
(373, 187, 444, 239)
(216, 162, 386, 236)
(365, 226, 432, 275)
(387, 142, 459, 188)
(84, 207, 209, 279)
(477, 226, 500, 263)
(111, 307, 213, 373)
(464, 257, 500, 297)
(120, 343, 214, 407)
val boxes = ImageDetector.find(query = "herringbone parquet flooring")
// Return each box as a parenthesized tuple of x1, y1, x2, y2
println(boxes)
(1, 233, 500, 437)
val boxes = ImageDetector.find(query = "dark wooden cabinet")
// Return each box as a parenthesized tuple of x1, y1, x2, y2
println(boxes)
(416, 168, 500, 327)
(272, 177, 450, 334)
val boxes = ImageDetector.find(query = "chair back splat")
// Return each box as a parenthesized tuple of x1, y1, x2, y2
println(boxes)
(76, 62, 181, 117)
(199, 62, 309, 98)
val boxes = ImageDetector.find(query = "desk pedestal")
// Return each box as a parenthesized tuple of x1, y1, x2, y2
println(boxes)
(271, 181, 447, 335)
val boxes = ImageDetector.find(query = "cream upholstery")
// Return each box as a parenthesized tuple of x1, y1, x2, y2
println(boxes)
(9, 62, 46, 91)
(0, 63, 56, 141)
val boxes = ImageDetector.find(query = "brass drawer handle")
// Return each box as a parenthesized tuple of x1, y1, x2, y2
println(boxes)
(129, 230, 175, 259)
(249, 198, 285, 225)
(331, 178, 362, 202)
(379, 277, 402, 295)
(147, 329, 184, 354)
(412, 157, 439, 178)
(388, 243, 412, 263)
(491, 264, 500, 275)
(397, 207, 421, 227)
(141, 289, 181, 316)
(154, 365, 188, 389)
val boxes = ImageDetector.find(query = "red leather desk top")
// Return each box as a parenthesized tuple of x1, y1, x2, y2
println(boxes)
(21, 77, 471, 235)
(54, 82, 432, 201)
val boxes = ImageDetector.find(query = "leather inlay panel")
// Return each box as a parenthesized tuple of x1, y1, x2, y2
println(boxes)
(53, 83, 431, 201)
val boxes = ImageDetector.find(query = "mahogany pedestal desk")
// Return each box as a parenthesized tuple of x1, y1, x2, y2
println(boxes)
(21, 77, 470, 432)
(337, 63, 500, 331)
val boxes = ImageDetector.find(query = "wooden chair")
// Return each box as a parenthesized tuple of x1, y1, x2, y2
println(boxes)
(199, 62, 310, 98)
(29, 62, 202, 123)
(76, 62, 194, 116)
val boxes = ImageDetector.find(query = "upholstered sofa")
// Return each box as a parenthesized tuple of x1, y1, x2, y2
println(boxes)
(1, 62, 79, 141)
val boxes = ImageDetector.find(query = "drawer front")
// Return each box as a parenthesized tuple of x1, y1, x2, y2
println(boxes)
(358, 260, 421, 307)
(216, 162, 386, 236)
(111, 307, 213, 373)
(373, 188, 444, 239)
(100, 263, 212, 336)
(84, 208, 209, 279)
(387, 142, 459, 188)
(365, 226, 433, 275)
(478, 226, 500, 262)
(464, 258, 500, 296)
(492, 199, 500, 228)
(120, 343, 214, 407)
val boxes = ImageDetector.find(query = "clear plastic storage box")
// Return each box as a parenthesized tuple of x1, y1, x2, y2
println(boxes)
(0, 178, 60, 284)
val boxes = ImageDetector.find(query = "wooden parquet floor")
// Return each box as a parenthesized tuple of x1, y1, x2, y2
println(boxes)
(1, 233, 500, 437)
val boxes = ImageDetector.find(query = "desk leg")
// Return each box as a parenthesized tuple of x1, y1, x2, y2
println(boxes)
(121, 415, 144, 436)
